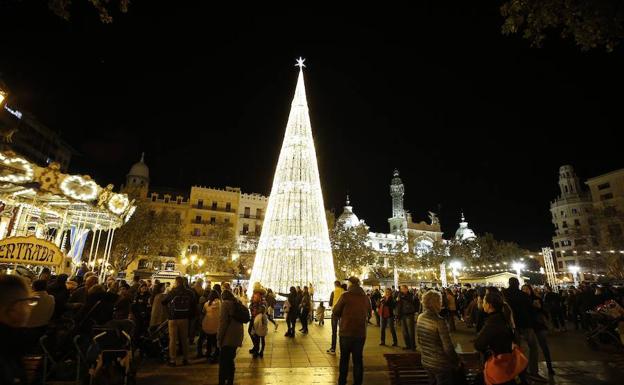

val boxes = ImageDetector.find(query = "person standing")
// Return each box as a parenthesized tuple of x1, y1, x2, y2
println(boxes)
(201, 289, 222, 363)
(149, 283, 167, 327)
(218, 289, 244, 385)
(248, 289, 266, 353)
(252, 306, 269, 358)
(523, 284, 555, 376)
(378, 288, 398, 346)
(504, 277, 541, 381)
(445, 288, 457, 332)
(371, 289, 382, 326)
(24, 279, 54, 351)
(131, 283, 151, 339)
(327, 280, 345, 353)
(332, 277, 371, 385)
(279, 287, 300, 338)
(161, 276, 195, 366)
(316, 301, 326, 325)
(416, 290, 461, 384)
(299, 286, 312, 334)
(397, 285, 417, 350)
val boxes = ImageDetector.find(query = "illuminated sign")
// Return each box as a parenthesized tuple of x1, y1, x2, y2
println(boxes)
(4, 105, 23, 119)
(0, 236, 64, 266)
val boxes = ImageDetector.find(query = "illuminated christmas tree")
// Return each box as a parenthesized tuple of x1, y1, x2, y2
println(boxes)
(248, 58, 336, 301)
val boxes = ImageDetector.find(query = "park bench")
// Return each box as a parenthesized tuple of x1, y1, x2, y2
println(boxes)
(384, 352, 481, 385)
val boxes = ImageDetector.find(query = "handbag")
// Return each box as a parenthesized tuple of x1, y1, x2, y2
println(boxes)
(483, 344, 528, 385)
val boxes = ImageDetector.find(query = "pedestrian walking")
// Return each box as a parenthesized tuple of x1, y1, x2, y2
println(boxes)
(252, 306, 269, 358)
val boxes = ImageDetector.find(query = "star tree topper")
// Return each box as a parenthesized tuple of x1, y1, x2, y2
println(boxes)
(295, 57, 306, 69)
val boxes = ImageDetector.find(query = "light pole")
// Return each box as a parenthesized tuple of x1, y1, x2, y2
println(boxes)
(181, 254, 205, 279)
(568, 265, 580, 287)
(512, 262, 525, 286)
(449, 261, 462, 285)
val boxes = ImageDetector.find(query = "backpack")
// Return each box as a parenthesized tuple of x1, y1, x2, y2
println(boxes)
(232, 300, 251, 323)
(170, 294, 191, 317)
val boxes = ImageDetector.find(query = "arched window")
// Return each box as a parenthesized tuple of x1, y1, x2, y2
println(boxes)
(165, 260, 175, 271)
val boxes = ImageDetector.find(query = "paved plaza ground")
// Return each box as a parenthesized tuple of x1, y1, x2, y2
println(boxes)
(137, 319, 624, 385)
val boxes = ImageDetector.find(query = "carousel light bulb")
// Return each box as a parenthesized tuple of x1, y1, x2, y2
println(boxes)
(247, 60, 335, 301)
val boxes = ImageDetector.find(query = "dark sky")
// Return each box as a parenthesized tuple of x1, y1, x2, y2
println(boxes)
(1, 2, 623, 250)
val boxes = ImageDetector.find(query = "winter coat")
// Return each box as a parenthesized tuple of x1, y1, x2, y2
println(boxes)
(202, 298, 221, 334)
(253, 313, 269, 337)
(378, 296, 396, 319)
(161, 286, 196, 320)
(503, 287, 534, 329)
(474, 311, 514, 357)
(416, 309, 460, 373)
(217, 292, 244, 348)
(332, 285, 372, 338)
(397, 292, 418, 317)
(150, 293, 168, 326)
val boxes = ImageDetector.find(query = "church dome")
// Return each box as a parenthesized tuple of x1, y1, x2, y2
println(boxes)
(455, 213, 476, 241)
(337, 196, 361, 228)
(128, 153, 149, 180)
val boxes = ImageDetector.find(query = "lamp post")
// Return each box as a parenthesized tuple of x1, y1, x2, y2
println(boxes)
(181, 254, 205, 279)
(449, 261, 462, 285)
(512, 262, 525, 286)
(568, 265, 580, 287)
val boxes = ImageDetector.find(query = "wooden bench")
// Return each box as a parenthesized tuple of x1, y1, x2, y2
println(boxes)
(384, 352, 481, 385)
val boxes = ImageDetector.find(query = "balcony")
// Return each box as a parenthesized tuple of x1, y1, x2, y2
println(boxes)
(190, 220, 234, 227)
(192, 205, 236, 213)
(239, 214, 264, 220)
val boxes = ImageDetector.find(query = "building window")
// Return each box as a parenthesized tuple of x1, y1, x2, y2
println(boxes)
(600, 193, 614, 201)
(138, 259, 149, 269)
(572, 208, 577, 215)
(151, 195, 157, 202)
(256, 224, 262, 234)
(165, 261, 175, 271)
(243, 223, 249, 235)
(560, 211, 564, 216)
(224, 218, 230, 224)
(226, 202, 231, 212)
(562, 221, 568, 228)
(598, 183, 610, 190)
(211, 201, 218, 210)
(379, 243, 383, 249)
(244, 207, 250, 218)
(195, 215, 202, 223)
(554, 242, 559, 248)
(558, 261, 563, 269)
(193, 228, 200, 236)
(164, 197, 170, 203)
(256, 208, 262, 218)
(210, 217, 216, 224)
(574, 219, 580, 227)
(197, 199, 203, 208)
(564, 185, 568, 193)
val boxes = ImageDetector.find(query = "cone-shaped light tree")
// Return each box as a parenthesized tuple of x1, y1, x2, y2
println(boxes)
(248, 58, 336, 300)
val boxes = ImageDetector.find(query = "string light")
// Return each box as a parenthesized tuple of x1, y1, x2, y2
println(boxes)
(0, 153, 34, 183)
(248, 60, 335, 301)
(60, 175, 100, 201)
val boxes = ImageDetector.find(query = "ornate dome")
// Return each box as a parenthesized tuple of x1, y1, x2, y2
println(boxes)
(128, 152, 149, 180)
(455, 213, 476, 241)
(337, 196, 361, 228)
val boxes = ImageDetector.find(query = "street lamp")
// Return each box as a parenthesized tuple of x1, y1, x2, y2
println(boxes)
(181, 255, 205, 277)
(512, 262, 525, 286)
(568, 265, 580, 287)
(449, 261, 462, 285)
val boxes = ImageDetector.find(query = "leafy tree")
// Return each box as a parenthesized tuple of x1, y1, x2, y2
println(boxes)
(49, 0, 129, 23)
(201, 222, 237, 273)
(501, 0, 624, 51)
(330, 223, 378, 279)
(105, 204, 184, 272)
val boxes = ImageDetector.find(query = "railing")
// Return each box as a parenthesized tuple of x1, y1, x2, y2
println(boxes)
(239, 214, 264, 220)
(192, 205, 236, 213)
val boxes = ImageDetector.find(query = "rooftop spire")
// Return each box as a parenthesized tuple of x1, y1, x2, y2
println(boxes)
(140, 152, 145, 163)
(292, 57, 308, 107)
(346, 194, 351, 206)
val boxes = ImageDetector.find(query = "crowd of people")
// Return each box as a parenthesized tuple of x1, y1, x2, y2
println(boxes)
(1, 267, 623, 385)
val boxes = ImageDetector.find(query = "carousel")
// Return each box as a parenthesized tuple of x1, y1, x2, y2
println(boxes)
(0, 150, 136, 280)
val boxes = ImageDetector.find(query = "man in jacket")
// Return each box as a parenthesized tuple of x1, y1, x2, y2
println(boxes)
(0, 275, 36, 385)
(332, 277, 371, 385)
(397, 285, 418, 350)
(504, 277, 540, 379)
(327, 280, 345, 353)
(161, 276, 196, 366)
(218, 289, 244, 385)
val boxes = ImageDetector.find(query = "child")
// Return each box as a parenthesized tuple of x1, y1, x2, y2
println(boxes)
(252, 305, 269, 358)
(316, 301, 326, 326)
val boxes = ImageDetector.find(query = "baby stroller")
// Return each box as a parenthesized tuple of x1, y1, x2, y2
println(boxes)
(137, 321, 169, 362)
(76, 320, 136, 385)
(585, 300, 624, 352)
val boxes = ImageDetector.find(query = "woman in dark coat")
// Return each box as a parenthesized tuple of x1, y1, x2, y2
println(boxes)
(522, 284, 554, 375)
(278, 287, 300, 338)
(474, 291, 527, 385)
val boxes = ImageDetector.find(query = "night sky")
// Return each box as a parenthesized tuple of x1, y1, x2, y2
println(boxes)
(1, 2, 623, 250)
